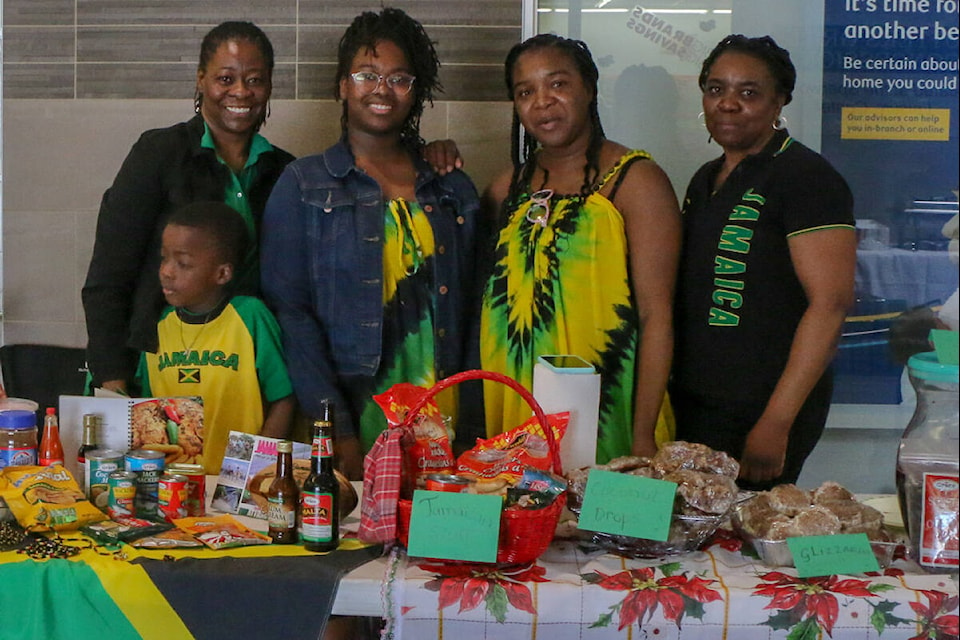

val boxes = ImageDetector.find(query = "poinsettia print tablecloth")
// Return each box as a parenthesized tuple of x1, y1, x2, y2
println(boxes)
(387, 529, 958, 639)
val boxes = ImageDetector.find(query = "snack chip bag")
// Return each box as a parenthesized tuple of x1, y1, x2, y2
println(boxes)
(373, 383, 455, 489)
(0, 464, 107, 532)
(457, 412, 568, 492)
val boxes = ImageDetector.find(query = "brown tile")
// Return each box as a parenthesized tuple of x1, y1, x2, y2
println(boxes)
(3, 27, 75, 63)
(433, 26, 519, 65)
(298, 0, 520, 27)
(297, 63, 339, 101)
(439, 64, 507, 102)
(76, 26, 297, 64)
(3, 0, 75, 26)
(77, 0, 297, 25)
(2, 64, 75, 99)
(74, 63, 296, 99)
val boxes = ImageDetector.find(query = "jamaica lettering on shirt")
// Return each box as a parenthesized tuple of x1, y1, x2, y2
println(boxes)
(157, 349, 240, 372)
(708, 188, 765, 327)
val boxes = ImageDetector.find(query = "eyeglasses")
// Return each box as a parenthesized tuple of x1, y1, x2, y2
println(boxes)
(525, 189, 553, 227)
(349, 71, 416, 95)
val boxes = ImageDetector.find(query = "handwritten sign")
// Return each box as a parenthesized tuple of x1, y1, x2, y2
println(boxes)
(788, 533, 880, 577)
(577, 469, 676, 541)
(406, 490, 501, 562)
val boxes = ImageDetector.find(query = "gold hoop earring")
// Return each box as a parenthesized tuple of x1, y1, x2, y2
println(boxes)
(194, 92, 202, 114)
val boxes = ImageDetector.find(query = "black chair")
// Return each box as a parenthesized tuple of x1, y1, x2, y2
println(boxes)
(0, 344, 89, 420)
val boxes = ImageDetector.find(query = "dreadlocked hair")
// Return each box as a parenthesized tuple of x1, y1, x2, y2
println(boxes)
(501, 34, 606, 221)
(334, 8, 442, 154)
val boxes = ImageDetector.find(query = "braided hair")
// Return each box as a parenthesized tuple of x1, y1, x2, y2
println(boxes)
(698, 34, 796, 105)
(334, 8, 442, 153)
(503, 34, 606, 213)
(196, 22, 275, 129)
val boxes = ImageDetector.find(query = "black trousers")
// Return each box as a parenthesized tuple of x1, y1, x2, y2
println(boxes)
(670, 370, 833, 491)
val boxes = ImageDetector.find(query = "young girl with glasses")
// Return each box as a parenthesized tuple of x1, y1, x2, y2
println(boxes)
(261, 8, 482, 481)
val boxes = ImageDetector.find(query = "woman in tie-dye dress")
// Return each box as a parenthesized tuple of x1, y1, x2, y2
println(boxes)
(480, 34, 681, 464)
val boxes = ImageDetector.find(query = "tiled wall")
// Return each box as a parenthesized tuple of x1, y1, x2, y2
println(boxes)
(1, 1, 519, 349)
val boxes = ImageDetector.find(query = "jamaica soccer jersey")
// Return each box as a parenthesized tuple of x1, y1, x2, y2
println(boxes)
(138, 296, 292, 473)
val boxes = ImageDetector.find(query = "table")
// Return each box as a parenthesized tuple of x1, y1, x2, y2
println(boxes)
(336, 513, 959, 639)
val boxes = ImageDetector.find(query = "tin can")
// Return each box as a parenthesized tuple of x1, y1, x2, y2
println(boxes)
(158, 473, 188, 522)
(425, 473, 473, 493)
(85, 449, 125, 510)
(107, 471, 137, 518)
(125, 449, 165, 519)
(167, 462, 206, 516)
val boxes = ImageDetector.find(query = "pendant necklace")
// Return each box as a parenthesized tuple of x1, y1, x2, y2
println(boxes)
(177, 301, 221, 358)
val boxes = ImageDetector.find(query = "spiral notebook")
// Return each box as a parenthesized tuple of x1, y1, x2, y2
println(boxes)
(58, 394, 205, 479)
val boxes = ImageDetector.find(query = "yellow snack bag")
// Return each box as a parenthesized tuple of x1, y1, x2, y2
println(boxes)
(0, 464, 107, 532)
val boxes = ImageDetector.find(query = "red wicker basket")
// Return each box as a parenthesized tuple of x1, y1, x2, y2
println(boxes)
(396, 369, 566, 566)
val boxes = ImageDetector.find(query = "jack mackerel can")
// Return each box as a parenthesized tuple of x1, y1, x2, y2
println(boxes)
(125, 449, 165, 519)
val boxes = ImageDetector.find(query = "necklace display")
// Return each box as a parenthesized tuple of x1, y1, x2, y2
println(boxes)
(177, 304, 220, 357)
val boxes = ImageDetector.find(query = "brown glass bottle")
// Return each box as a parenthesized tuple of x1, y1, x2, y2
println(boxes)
(76, 414, 100, 488)
(300, 401, 339, 552)
(267, 440, 299, 544)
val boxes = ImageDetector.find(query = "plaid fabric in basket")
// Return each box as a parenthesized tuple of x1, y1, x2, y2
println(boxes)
(358, 427, 405, 544)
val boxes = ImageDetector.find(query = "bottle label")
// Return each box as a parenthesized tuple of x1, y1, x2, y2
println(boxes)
(301, 491, 335, 541)
(39, 456, 65, 467)
(0, 447, 38, 469)
(267, 496, 296, 530)
(312, 434, 334, 459)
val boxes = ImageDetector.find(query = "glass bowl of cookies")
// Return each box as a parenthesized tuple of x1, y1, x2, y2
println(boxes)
(566, 441, 744, 558)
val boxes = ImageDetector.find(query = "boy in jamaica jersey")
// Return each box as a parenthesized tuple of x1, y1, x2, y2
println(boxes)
(137, 201, 295, 474)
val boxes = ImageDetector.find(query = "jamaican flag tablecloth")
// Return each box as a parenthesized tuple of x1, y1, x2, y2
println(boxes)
(0, 533, 381, 640)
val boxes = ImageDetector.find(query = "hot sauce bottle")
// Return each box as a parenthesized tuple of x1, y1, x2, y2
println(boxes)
(38, 407, 65, 467)
(301, 401, 340, 552)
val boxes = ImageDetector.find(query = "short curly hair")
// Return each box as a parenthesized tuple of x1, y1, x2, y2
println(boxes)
(698, 34, 796, 105)
(334, 8, 442, 152)
(167, 201, 248, 269)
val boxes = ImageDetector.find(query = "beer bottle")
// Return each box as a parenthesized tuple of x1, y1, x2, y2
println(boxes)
(267, 440, 299, 544)
(301, 401, 339, 552)
(38, 407, 65, 467)
(76, 414, 100, 486)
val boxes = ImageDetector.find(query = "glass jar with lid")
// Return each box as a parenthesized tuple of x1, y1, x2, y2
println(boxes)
(895, 351, 959, 574)
(0, 409, 40, 469)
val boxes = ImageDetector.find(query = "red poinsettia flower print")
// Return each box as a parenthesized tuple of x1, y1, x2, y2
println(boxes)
(708, 527, 743, 552)
(421, 562, 548, 623)
(754, 571, 876, 636)
(907, 589, 959, 640)
(593, 567, 723, 631)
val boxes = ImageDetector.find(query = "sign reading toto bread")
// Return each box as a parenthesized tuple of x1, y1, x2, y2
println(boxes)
(578, 470, 676, 541)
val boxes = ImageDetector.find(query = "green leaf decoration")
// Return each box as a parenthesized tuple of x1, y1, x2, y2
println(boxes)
(486, 583, 509, 624)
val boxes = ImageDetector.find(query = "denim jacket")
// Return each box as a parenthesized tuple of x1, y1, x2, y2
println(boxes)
(260, 139, 482, 437)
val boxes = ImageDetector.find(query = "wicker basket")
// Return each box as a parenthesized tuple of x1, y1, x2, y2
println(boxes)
(396, 369, 566, 566)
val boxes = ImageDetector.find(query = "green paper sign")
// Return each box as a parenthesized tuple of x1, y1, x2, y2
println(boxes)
(930, 329, 959, 365)
(787, 533, 880, 577)
(577, 469, 676, 541)
(406, 490, 501, 562)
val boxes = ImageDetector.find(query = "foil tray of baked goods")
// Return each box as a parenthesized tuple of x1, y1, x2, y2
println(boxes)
(731, 482, 903, 568)
(576, 508, 728, 558)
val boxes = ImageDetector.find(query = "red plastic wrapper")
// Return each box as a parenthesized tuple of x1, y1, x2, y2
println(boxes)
(456, 413, 568, 493)
(373, 383, 455, 492)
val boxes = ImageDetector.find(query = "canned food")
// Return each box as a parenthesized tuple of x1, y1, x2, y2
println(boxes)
(425, 473, 473, 493)
(125, 449, 166, 519)
(167, 463, 206, 516)
(107, 471, 137, 519)
(158, 473, 188, 522)
(85, 449, 125, 510)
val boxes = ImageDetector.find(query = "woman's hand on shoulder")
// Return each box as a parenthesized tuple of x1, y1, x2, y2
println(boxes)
(423, 139, 464, 176)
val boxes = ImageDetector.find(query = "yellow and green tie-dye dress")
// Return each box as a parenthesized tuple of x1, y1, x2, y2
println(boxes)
(480, 150, 651, 464)
(356, 198, 451, 450)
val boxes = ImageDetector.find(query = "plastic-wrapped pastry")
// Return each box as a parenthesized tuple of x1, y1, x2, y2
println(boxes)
(663, 469, 739, 515)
